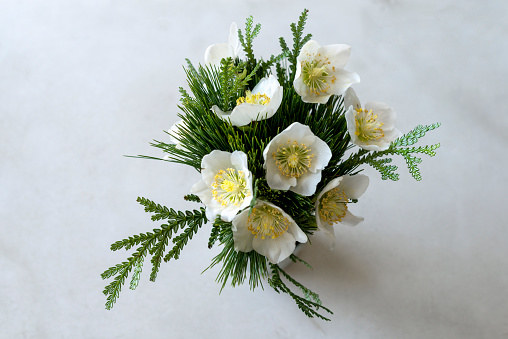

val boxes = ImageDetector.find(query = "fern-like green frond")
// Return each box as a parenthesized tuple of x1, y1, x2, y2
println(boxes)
(332, 122, 441, 181)
(288, 9, 311, 83)
(101, 198, 207, 310)
(268, 264, 332, 321)
(238, 15, 261, 66)
(183, 194, 201, 203)
(392, 123, 441, 147)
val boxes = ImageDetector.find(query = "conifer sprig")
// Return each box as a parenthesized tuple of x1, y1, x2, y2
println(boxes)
(278, 8, 312, 83)
(101, 198, 207, 309)
(290, 254, 313, 270)
(268, 264, 333, 321)
(184, 194, 201, 203)
(237, 16, 261, 66)
(332, 123, 441, 181)
(205, 219, 268, 291)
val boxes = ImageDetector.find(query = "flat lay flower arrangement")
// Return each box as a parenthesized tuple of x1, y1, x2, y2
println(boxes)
(101, 10, 440, 320)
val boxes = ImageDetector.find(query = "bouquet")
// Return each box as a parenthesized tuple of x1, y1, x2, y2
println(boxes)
(101, 10, 440, 321)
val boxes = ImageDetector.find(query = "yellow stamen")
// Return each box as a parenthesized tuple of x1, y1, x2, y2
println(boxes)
(272, 140, 313, 178)
(236, 90, 271, 106)
(319, 187, 348, 225)
(354, 108, 385, 142)
(301, 57, 336, 95)
(247, 204, 291, 240)
(212, 168, 250, 206)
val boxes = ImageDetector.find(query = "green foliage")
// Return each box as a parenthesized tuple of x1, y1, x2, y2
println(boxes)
(333, 123, 441, 181)
(237, 16, 261, 66)
(207, 219, 221, 249)
(268, 264, 332, 321)
(392, 122, 441, 147)
(365, 157, 399, 181)
(101, 197, 207, 310)
(183, 194, 201, 203)
(290, 254, 313, 270)
(279, 9, 312, 84)
(205, 218, 268, 291)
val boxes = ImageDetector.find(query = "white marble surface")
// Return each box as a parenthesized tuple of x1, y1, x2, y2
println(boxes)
(1, 0, 507, 338)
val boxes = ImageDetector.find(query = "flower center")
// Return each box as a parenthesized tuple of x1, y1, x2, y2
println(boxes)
(272, 140, 314, 178)
(247, 204, 291, 240)
(354, 108, 385, 142)
(236, 90, 271, 106)
(301, 58, 336, 95)
(318, 187, 348, 225)
(211, 168, 250, 207)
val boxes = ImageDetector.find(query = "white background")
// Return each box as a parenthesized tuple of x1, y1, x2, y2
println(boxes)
(1, 0, 507, 338)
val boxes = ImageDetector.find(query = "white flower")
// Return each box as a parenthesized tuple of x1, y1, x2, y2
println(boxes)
(344, 88, 402, 151)
(294, 40, 360, 104)
(232, 200, 307, 264)
(204, 22, 240, 67)
(190, 150, 253, 222)
(211, 75, 283, 126)
(263, 122, 332, 196)
(315, 174, 369, 248)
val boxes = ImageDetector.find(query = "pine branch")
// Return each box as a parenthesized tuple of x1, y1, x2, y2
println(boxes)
(205, 219, 268, 291)
(184, 194, 201, 203)
(207, 219, 221, 249)
(238, 16, 261, 66)
(259, 52, 289, 73)
(164, 211, 204, 261)
(365, 158, 399, 181)
(290, 254, 313, 270)
(331, 123, 441, 181)
(268, 264, 333, 321)
(288, 9, 311, 83)
(278, 266, 321, 305)
(392, 122, 441, 147)
(101, 198, 207, 310)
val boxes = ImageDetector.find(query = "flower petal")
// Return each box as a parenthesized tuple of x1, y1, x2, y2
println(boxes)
(345, 106, 360, 145)
(200, 150, 233, 182)
(297, 40, 321, 62)
(252, 75, 280, 97)
(341, 210, 364, 227)
(229, 104, 267, 126)
(211, 105, 232, 121)
(204, 43, 235, 67)
(168, 120, 183, 144)
(190, 179, 211, 203)
(284, 122, 312, 140)
(329, 69, 360, 97)
(319, 44, 351, 70)
(288, 169, 322, 196)
(221, 202, 246, 222)
(344, 87, 361, 111)
(288, 222, 308, 244)
(228, 22, 239, 57)
(232, 210, 254, 252)
(229, 150, 249, 170)
(308, 137, 332, 172)
(252, 236, 282, 264)
(340, 174, 369, 200)
(273, 232, 297, 263)
(296, 88, 332, 104)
